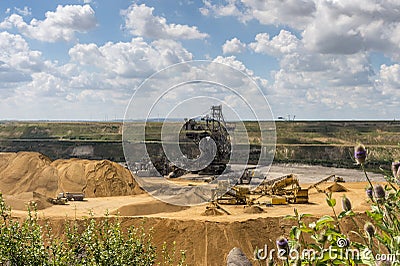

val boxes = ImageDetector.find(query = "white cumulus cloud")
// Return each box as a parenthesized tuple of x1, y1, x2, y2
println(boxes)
(377, 64, 400, 98)
(201, 1, 400, 118)
(200, 0, 315, 28)
(0, 5, 96, 42)
(14, 6, 31, 17)
(122, 3, 209, 40)
(201, 0, 248, 21)
(69, 38, 193, 78)
(222, 38, 246, 54)
(203, 0, 400, 60)
(250, 30, 299, 55)
(0, 31, 46, 74)
(249, 30, 378, 116)
(0, 28, 198, 119)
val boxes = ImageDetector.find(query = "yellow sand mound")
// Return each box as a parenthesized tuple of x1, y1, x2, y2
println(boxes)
(0, 152, 58, 197)
(244, 205, 264, 214)
(52, 158, 142, 197)
(325, 182, 348, 192)
(202, 207, 224, 216)
(3, 191, 52, 210)
(0, 152, 143, 201)
(112, 201, 189, 216)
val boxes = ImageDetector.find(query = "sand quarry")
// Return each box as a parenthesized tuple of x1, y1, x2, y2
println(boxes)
(0, 151, 386, 265)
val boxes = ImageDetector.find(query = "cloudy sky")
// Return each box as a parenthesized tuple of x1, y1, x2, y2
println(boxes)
(0, 0, 399, 120)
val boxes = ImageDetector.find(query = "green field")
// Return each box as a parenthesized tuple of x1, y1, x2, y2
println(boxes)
(2, 120, 400, 145)
(1, 120, 400, 168)
(0, 121, 122, 141)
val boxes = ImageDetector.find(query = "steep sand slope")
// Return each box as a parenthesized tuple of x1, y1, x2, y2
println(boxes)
(52, 158, 142, 197)
(0, 152, 58, 197)
(43, 212, 369, 266)
(0, 152, 142, 209)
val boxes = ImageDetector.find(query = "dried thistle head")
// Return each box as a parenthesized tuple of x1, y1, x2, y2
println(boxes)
(276, 236, 288, 250)
(374, 184, 386, 200)
(354, 144, 367, 164)
(364, 222, 375, 238)
(391, 161, 400, 180)
(341, 196, 352, 212)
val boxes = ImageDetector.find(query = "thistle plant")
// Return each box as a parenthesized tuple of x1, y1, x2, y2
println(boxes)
(374, 184, 386, 200)
(276, 236, 290, 265)
(355, 144, 367, 165)
(356, 145, 400, 260)
(366, 187, 373, 200)
(364, 222, 375, 238)
(283, 144, 400, 266)
(391, 161, 400, 181)
(341, 196, 352, 212)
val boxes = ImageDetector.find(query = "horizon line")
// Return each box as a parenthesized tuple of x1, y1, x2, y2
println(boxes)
(1, 118, 400, 123)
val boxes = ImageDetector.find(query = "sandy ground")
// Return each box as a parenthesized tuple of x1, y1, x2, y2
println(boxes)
(9, 181, 375, 220)
(9, 163, 383, 221)
(268, 163, 384, 183)
(2, 156, 387, 265)
(9, 179, 379, 266)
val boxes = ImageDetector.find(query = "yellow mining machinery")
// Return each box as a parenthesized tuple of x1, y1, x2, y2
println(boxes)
(216, 173, 309, 205)
(216, 185, 250, 205)
(256, 174, 309, 204)
(308, 174, 345, 193)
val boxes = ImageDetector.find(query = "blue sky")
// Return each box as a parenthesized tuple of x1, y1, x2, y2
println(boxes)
(0, 0, 399, 120)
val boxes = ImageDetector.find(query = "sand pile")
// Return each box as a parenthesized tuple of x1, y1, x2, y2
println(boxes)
(113, 201, 189, 216)
(0, 152, 58, 197)
(0, 152, 143, 201)
(3, 191, 52, 210)
(53, 158, 142, 197)
(326, 182, 348, 192)
(244, 205, 264, 214)
(202, 207, 224, 216)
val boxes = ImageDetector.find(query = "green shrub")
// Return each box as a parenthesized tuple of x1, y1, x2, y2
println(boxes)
(0, 197, 185, 266)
